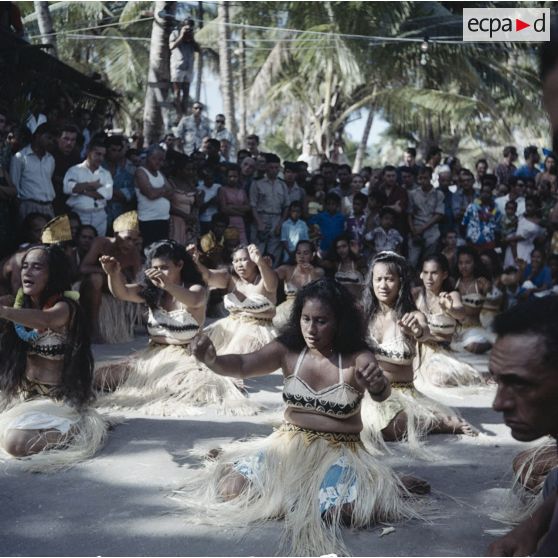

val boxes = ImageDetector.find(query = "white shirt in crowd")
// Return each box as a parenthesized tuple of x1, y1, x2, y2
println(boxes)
(9, 145, 55, 202)
(63, 161, 113, 211)
(135, 166, 170, 221)
(26, 113, 47, 134)
(495, 194, 525, 217)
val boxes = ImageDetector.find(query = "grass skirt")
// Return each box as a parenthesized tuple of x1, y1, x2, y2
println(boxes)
(98, 294, 144, 344)
(450, 325, 495, 352)
(174, 422, 420, 556)
(492, 438, 557, 525)
(95, 343, 258, 416)
(0, 396, 109, 472)
(414, 343, 484, 388)
(204, 315, 277, 355)
(272, 299, 294, 330)
(360, 385, 460, 459)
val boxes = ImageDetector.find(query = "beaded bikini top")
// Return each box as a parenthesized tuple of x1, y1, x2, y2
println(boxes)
(224, 292, 275, 317)
(283, 347, 363, 418)
(369, 317, 416, 365)
(456, 279, 485, 308)
(147, 306, 200, 343)
(334, 262, 362, 285)
(27, 329, 67, 361)
(415, 289, 457, 337)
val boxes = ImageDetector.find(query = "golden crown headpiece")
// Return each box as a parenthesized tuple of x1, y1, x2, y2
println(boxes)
(41, 215, 73, 244)
(113, 211, 139, 233)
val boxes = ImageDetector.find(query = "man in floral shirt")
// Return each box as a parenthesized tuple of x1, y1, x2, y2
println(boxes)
(462, 181, 502, 252)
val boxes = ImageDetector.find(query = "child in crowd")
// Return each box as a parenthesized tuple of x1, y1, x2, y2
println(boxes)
(365, 207, 403, 256)
(305, 174, 326, 216)
(345, 192, 368, 251)
(280, 201, 309, 263)
(308, 192, 345, 256)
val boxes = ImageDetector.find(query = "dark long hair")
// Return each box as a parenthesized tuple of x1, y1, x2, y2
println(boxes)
(276, 278, 368, 354)
(362, 251, 416, 322)
(140, 240, 205, 309)
(0, 245, 94, 408)
(457, 246, 489, 279)
(422, 253, 453, 292)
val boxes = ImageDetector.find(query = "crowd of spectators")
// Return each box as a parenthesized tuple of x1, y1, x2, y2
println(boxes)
(2, 98, 558, 312)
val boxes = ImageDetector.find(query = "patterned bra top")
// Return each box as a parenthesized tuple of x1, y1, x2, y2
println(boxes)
(457, 279, 485, 309)
(224, 292, 275, 318)
(283, 281, 298, 299)
(370, 334, 416, 366)
(147, 306, 200, 344)
(415, 290, 457, 337)
(334, 262, 363, 285)
(27, 329, 67, 361)
(482, 286, 503, 312)
(283, 347, 363, 418)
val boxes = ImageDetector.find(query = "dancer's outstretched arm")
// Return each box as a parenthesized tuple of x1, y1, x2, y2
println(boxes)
(0, 301, 70, 330)
(145, 268, 206, 308)
(247, 244, 278, 293)
(192, 334, 283, 379)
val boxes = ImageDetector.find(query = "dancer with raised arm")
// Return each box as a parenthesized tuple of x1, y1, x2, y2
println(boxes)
(273, 240, 323, 329)
(95, 240, 256, 416)
(413, 254, 484, 387)
(361, 252, 477, 458)
(178, 278, 425, 556)
(0, 240, 108, 471)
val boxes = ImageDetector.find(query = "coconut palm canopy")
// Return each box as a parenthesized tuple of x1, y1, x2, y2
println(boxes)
(18, 1, 544, 165)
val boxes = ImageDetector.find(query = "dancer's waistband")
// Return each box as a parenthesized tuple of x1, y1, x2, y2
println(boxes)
(278, 422, 363, 450)
(391, 381, 415, 390)
(229, 313, 273, 326)
(22, 377, 62, 400)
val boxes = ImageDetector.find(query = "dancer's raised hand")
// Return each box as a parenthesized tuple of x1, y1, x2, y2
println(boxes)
(439, 292, 454, 313)
(145, 268, 170, 290)
(355, 358, 388, 396)
(398, 312, 423, 338)
(247, 244, 262, 265)
(99, 255, 121, 275)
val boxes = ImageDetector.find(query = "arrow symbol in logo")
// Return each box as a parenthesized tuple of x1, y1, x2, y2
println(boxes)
(516, 18, 531, 31)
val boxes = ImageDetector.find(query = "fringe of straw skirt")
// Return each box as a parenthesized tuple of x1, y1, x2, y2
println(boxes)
(173, 422, 421, 556)
(98, 294, 143, 344)
(94, 342, 259, 416)
(0, 395, 109, 472)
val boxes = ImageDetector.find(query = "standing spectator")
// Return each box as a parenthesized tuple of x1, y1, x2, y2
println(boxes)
(320, 161, 338, 192)
(437, 165, 457, 236)
(400, 147, 420, 176)
(536, 152, 558, 189)
(52, 125, 80, 214)
(169, 18, 199, 116)
(103, 136, 135, 231)
(218, 163, 250, 243)
(309, 192, 345, 255)
(495, 146, 518, 187)
(425, 146, 442, 172)
(330, 163, 353, 215)
(197, 162, 222, 235)
(9, 122, 56, 221)
(381, 164, 409, 234)
(25, 98, 47, 134)
(473, 158, 489, 190)
(250, 153, 289, 264)
(453, 168, 478, 226)
(345, 192, 368, 250)
(245, 134, 260, 159)
(462, 182, 502, 252)
(495, 175, 526, 217)
(283, 161, 306, 206)
(63, 138, 113, 237)
(176, 102, 212, 155)
(515, 145, 541, 179)
(76, 108, 93, 158)
(400, 166, 418, 193)
(239, 155, 256, 197)
(280, 201, 309, 263)
(134, 145, 173, 246)
(213, 114, 235, 154)
(407, 166, 445, 267)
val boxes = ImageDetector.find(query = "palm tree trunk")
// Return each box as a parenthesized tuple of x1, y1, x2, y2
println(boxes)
(238, 27, 247, 143)
(34, 1, 57, 58)
(194, 1, 204, 102)
(143, 1, 175, 146)
(353, 109, 374, 172)
(218, 1, 237, 141)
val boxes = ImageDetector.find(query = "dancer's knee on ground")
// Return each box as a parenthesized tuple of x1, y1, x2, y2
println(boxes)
(382, 411, 408, 442)
(3, 428, 50, 457)
(219, 469, 248, 501)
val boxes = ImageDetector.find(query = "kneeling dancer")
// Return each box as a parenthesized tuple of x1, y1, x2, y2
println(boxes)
(177, 278, 425, 556)
(95, 240, 256, 416)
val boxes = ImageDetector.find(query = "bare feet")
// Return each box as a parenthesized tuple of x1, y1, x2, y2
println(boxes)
(434, 416, 479, 437)
(399, 474, 431, 495)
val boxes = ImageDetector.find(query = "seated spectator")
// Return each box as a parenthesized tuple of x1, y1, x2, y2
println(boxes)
(518, 248, 553, 299)
(76, 224, 98, 263)
(462, 182, 502, 252)
(199, 212, 228, 269)
(64, 138, 113, 237)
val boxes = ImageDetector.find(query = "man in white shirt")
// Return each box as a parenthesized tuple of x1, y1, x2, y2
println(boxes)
(64, 138, 113, 236)
(213, 114, 235, 157)
(9, 123, 56, 221)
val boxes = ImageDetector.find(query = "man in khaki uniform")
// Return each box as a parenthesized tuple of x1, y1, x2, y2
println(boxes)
(249, 153, 289, 265)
